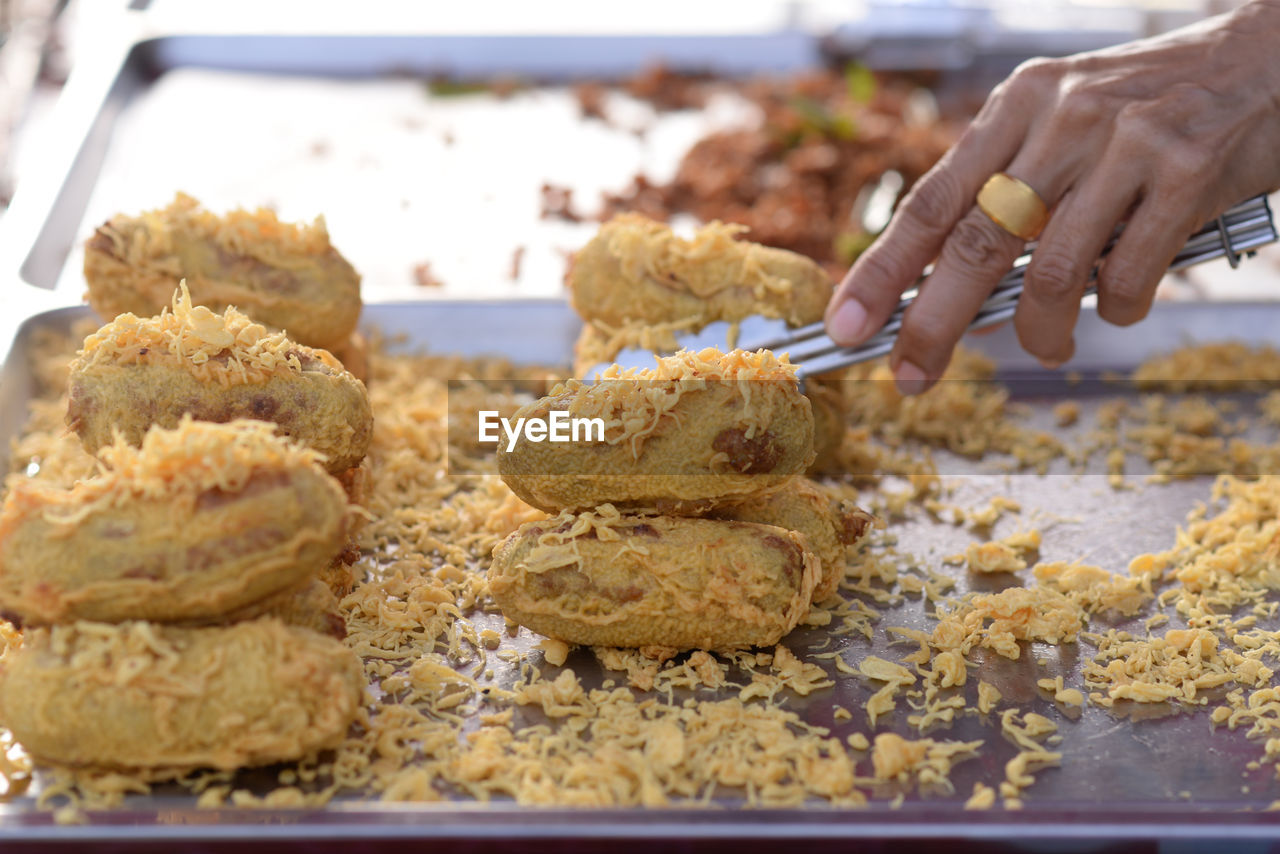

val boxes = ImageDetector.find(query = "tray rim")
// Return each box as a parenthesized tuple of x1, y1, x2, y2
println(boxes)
(3, 14, 1280, 842)
(4, 298, 1280, 842)
(2, 800, 1280, 843)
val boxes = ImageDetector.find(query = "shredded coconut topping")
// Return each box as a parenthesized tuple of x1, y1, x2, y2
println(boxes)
(0, 417, 323, 533)
(524, 348, 798, 455)
(101, 192, 333, 272)
(73, 282, 340, 388)
(605, 214, 793, 303)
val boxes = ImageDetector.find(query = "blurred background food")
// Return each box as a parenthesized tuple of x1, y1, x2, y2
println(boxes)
(1, 0, 1271, 318)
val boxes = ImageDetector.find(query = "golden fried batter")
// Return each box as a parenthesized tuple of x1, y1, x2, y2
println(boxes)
(329, 330, 371, 383)
(321, 540, 363, 598)
(0, 619, 364, 771)
(83, 192, 361, 351)
(566, 216, 850, 474)
(499, 348, 814, 514)
(489, 507, 818, 651)
(570, 320, 699, 378)
(219, 579, 347, 639)
(67, 284, 372, 475)
(805, 375, 853, 473)
(712, 477, 874, 602)
(569, 213, 831, 328)
(0, 419, 350, 625)
(572, 326, 849, 473)
(334, 458, 372, 515)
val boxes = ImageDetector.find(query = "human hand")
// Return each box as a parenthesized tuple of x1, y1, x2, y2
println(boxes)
(824, 0, 1280, 393)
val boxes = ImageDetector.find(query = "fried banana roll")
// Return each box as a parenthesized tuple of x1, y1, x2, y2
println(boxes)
(0, 419, 350, 625)
(574, 327, 849, 473)
(84, 192, 361, 352)
(0, 619, 364, 771)
(712, 477, 874, 602)
(489, 507, 819, 651)
(569, 214, 831, 329)
(566, 217, 851, 475)
(67, 283, 372, 475)
(498, 348, 814, 514)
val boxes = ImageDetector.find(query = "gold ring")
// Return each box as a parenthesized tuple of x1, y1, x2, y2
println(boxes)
(976, 173, 1049, 241)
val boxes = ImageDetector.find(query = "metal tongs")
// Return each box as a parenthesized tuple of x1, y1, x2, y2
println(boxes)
(588, 194, 1277, 383)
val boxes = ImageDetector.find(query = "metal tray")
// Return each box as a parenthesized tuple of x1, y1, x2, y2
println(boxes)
(4, 298, 1280, 848)
(4, 13, 1280, 849)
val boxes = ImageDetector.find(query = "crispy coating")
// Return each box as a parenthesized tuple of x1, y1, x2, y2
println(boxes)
(66, 287, 372, 475)
(571, 323, 621, 379)
(569, 214, 831, 328)
(330, 330, 371, 383)
(489, 508, 818, 650)
(321, 541, 363, 598)
(0, 420, 350, 625)
(335, 459, 372, 525)
(566, 214, 850, 475)
(807, 374, 851, 473)
(83, 192, 362, 351)
(572, 322, 849, 473)
(220, 579, 347, 639)
(570, 320, 704, 378)
(499, 349, 814, 514)
(0, 619, 364, 771)
(712, 477, 874, 602)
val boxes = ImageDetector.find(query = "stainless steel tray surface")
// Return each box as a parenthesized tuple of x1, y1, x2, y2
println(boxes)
(2, 299, 1280, 846)
(3, 12, 1280, 847)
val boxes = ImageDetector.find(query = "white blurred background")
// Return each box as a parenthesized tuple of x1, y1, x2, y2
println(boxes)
(0, 0, 1271, 315)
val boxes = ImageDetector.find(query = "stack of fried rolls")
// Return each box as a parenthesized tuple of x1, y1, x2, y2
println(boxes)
(0, 274, 375, 773)
(0, 418, 366, 772)
(67, 283, 373, 513)
(568, 213, 855, 472)
(491, 348, 872, 654)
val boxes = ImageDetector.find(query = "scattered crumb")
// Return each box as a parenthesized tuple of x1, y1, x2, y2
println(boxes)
(412, 261, 443, 287)
(1037, 676, 1084, 707)
(537, 638, 571, 667)
(967, 496, 1022, 529)
(964, 782, 996, 810)
(871, 733, 982, 794)
(977, 681, 1002, 715)
(965, 540, 1026, 574)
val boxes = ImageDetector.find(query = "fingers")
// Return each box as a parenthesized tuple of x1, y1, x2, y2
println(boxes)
(1015, 172, 1141, 368)
(883, 94, 1130, 391)
(887, 119, 1085, 392)
(887, 206, 1027, 393)
(1095, 197, 1198, 327)
(825, 98, 1033, 347)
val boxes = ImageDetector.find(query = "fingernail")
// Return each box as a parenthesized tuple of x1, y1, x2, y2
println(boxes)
(828, 299, 869, 345)
(894, 360, 930, 396)
(1038, 345, 1073, 371)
